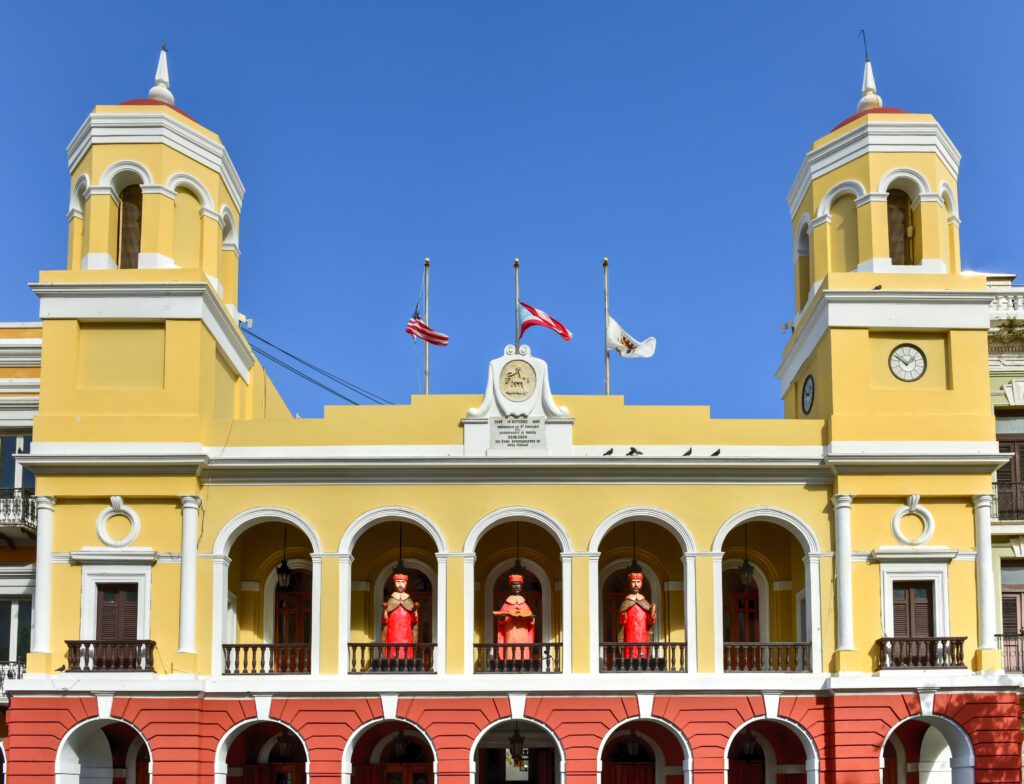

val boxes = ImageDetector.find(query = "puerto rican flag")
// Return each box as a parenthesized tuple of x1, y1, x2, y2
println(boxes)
(405, 308, 449, 346)
(518, 301, 573, 341)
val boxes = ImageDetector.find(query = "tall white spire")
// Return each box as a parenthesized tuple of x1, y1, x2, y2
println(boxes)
(148, 42, 175, 105)
(856, 58, 883, 113)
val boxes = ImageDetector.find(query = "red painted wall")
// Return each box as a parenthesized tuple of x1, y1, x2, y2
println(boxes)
(4, 691, 1020, 783)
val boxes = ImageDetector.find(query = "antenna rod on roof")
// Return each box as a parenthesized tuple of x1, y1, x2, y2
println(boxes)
(859, 29, 870, 62)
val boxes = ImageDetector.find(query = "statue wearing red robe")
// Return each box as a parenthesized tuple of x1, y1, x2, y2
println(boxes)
(618, 571, 656, 658)
(382, 572, 419, 659)
(494, 574, 535, 661)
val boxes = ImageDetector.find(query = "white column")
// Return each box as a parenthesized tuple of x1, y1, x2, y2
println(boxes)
(31, 495, 55, 654)
(560, 553, 573, 674)
(973, 494, 997, 650)
(588, 553, 600, 673)
(711, 552, 724, 672)
(338, 553, 353, 672)
(806, 553, 823, 672)
(832, 494, 855, 652)
(310, 553, 322, 675)
(683, 552, 697, 674)
(177, 495, 201, 654)
(463, 554, 477, 674)
(210, 553, 231, 674)
(434, 553, 448, 675)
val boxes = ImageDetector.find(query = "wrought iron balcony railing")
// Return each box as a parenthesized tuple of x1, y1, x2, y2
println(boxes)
(348, 643, 435, 673)
(997, 633, 1024, 673)
(66, 640, 155, 672)
(877, 636, 967, 669)
(994, 482, 1024, 522)
(0, 660, 25, 697)
(723, 642, 811, 673)
(0, 488, 35, 528)
(223, 643, 311, 674)
(600, 642, 687, 672)
(473, 642, 562, 673)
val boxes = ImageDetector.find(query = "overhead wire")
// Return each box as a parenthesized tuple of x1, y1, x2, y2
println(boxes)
(243, 327, 394, 405)
(251, 346, 362, 405)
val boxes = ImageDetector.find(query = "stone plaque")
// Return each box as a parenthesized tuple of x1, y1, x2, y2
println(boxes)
(489, 417, 546, 448)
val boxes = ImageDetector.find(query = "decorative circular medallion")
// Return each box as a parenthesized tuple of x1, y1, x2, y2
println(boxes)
(95, 496, 141, 548)
(801, 375, 814, 415)
(889, 343, 926, 382)
(890, 495, 935, 546)
(499, 360, 537, 401)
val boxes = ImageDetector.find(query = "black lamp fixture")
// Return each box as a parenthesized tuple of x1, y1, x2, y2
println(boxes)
(508, 722, 525, 763)
(739, 729, 757, 757)
(738, 525, 754, 590)
(275, 731, 292, 758)
(276, 523, 293, 591)
(393, 728, 409, 759)
(625, 728, 641, 758)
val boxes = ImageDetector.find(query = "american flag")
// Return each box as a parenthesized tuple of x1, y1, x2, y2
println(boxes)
(405, 308, 449, 346)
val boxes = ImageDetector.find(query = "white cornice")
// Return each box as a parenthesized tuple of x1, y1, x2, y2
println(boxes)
(29, 281, 254, 381)
(0, 379, 40, 395)
(787, 121, 961, 219)
(67, 112, 245, 210)
(776, 289, 993, 393)
(0, 338, 42, 368)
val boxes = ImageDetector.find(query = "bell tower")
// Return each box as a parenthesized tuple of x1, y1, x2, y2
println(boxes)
(30, 48, 284, 446)
(776, 58, 993, 445)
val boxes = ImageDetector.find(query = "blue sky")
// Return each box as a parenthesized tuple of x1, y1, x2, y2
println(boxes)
(2, 1, 1021, 418)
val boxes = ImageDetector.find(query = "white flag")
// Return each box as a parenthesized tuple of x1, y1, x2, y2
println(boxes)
(606, 316, 656, 358)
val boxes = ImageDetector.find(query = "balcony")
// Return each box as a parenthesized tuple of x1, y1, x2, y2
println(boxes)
(994, 482, 1024, 522)
(348, 643, 435, 673)
(0, 661, 25, 700)
(600, 642, 687, 672)
(997, 634, 1024, 673)
(66, 640, 156, 672)
(473, 642, 562, 673)
(723, 642, 810, 673)
(222, 643, 311, 674)
(877, 636, 967, 669)
(0, 488, 35, 528)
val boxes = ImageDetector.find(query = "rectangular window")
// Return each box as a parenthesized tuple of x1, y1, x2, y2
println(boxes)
(892, 581, 934, 638)
(0, 438, 13, 489)
(0, 598, 31, 663)
(96, 583, 138, 641)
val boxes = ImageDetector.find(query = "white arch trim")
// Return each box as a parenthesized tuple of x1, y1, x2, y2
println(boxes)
(589, 506, 696, 554)
(712, 506, 820, 554)
(98, 159, 154, 189)
(341, 717, 439, 784)
(595, 716, 694, 784)
(725, 716, 820, 784)
(69, 173, 90, 216)
(712, 507, 822, 673)
(815, 179, 867, 219)
(877, 167, 933, 197)
(469, 716, 566, 784)
(214, 717, 310, 784)
(220, 205, 239, 250)
(166, 172, 215, 212)
(56, 716, 154, 783)
(465, 506, 572, 554)
(879, 714, 974, 784)
(212, 507, 323, 675)
(340, 506, 448, 555)
(939, 181, 960, 221)
(794, 212, 812, 255)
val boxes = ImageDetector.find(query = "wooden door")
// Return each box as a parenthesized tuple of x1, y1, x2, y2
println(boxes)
(728, 761, 765, 784)
(723, 569, 759, 642)
(275, 571, 311, 644)
(97, 584, 138, 641)
(603, 763, 654, 784)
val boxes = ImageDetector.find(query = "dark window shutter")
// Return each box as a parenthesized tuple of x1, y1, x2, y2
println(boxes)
(118, 185, 142, 269)
(911, 586, 933, 637)
(97, 587, 119, 640)
(1004, 591, 1023, 635)
(892, 587, 909, 637)
(96, 584, 138, 641)
(120, 588, 138, 640)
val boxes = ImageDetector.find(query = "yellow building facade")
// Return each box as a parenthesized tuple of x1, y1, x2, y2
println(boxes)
(0, 52, 1019, 784)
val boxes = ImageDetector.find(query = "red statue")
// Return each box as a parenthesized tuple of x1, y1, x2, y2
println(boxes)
(382, 570, 419, 658)
(493, 574, 535, 660)
(619, 570, 656, 658)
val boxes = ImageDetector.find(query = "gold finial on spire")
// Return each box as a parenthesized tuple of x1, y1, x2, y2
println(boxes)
(856, 30, 883, 112)
(149, 42, 175, 105)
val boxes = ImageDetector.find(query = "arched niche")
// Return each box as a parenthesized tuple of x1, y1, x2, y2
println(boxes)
(342, 718, 438, 783)
(597, 717, 693, 784)
(56, 717, 153, 784)
(215, 718, 308, 784)
(470, 717, 565, 784)
(726, 716, 819, 784)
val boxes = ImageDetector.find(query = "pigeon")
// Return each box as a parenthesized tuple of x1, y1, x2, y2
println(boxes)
(873, 284, 882, 290)
(603, 448, 614, 456)
(55, 664, 66, 672)
(682, 447, 692, 456)
(627, 447, 643, 456)
(710, 448, 721, 456)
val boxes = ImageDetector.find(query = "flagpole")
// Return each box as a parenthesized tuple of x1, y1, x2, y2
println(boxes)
(514, 258, 520, 351)
(604, 257, 610, 394)
(424, 257, 430, 395)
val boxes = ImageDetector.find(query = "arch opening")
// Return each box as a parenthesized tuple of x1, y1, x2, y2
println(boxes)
(349, 720, 435, 784)
(880, 716, 974, 784)
(473, 719, 563, 784)
(56, 718, 151, 784)
(726, 718, 813, 784)
(223, 721, 307, 784)
(600, 718, 690, 784)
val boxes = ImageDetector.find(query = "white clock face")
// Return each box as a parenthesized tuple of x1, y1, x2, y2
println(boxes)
(889, 343, 926, 382)
(801, 375, 814, 414)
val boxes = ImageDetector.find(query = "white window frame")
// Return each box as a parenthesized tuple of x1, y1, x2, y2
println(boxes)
(879, 560, 951, 638)
(73, 551, 154, 640)
(0, 564, 34, 663)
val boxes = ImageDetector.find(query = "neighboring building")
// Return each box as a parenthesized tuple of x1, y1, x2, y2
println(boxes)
(0, 50, 1021, 783)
